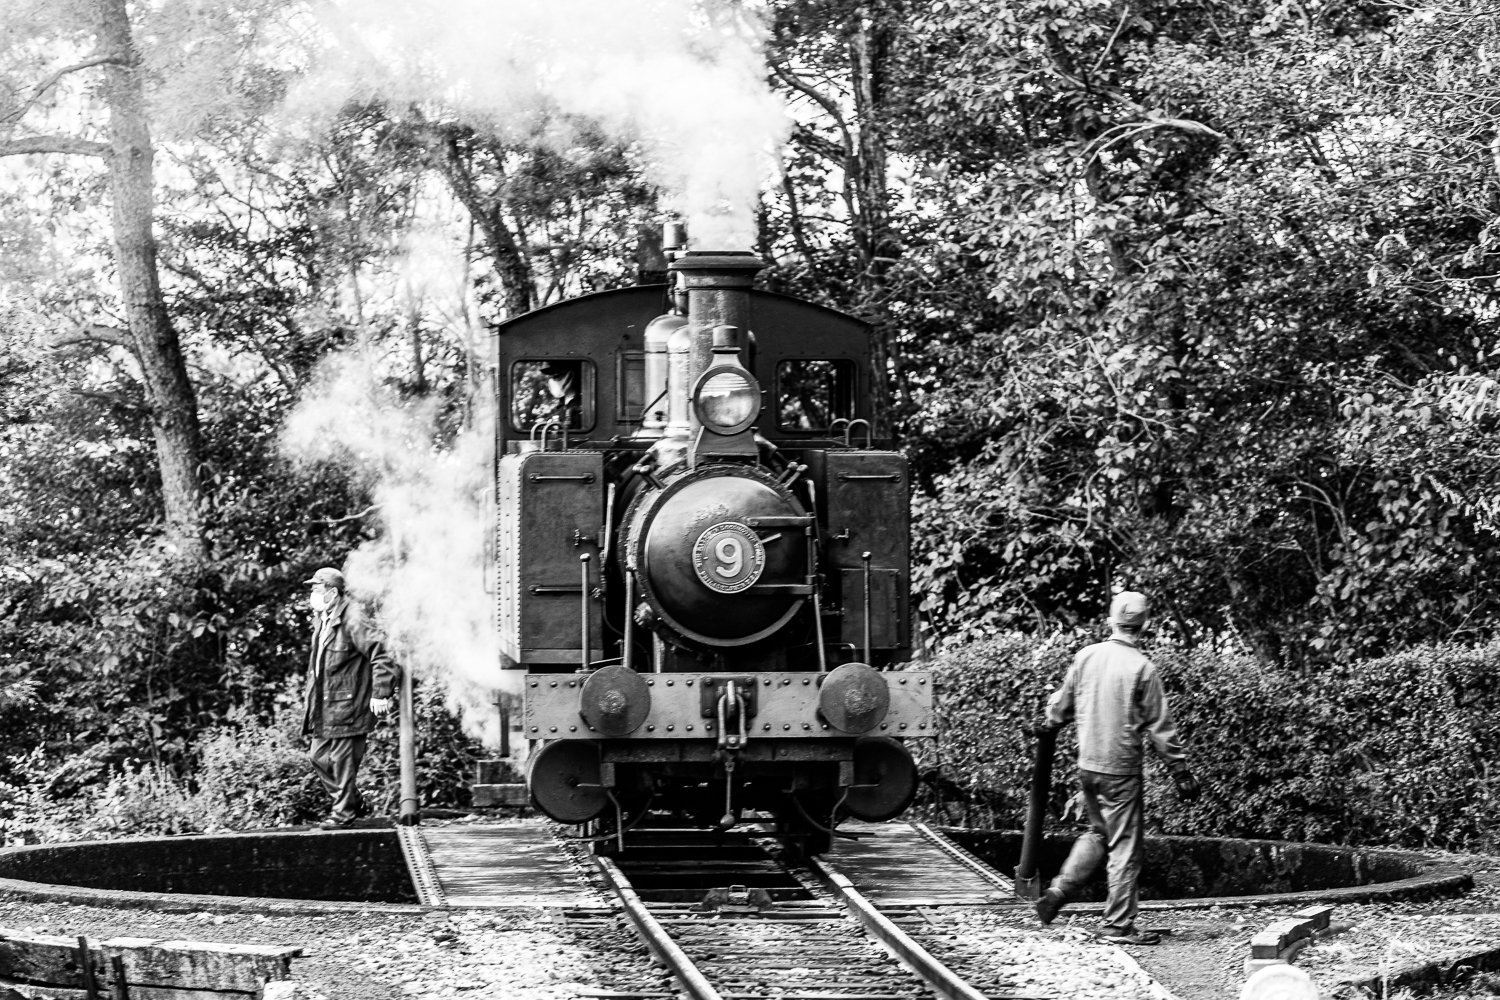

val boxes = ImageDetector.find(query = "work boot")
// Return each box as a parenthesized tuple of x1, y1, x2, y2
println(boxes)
(1097, 926, 1161, 945)
(1034, 888, 1066, 925)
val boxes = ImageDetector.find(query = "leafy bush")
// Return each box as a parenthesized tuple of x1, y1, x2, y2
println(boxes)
(190, 706, 325, 830)
(921, 632, 1500, 852)
(0, 675, 486, 844)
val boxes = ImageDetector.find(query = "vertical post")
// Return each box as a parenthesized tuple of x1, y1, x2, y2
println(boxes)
(861, 551, 873, 665)
(496, 692, 511, 758)
(110, 955, 129, 1000)
(622, 569, 636, 671)
(580, 553, 592, 672)
(397, 665, 419, 825)
(76, 936, 99, 1000)
(1014, 724, 1059, 900)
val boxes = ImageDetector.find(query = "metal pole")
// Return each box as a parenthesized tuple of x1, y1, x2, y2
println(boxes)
(498, 694, 511, 758)
(580, 553, 592, 672)
(397, 665, 419, 825)
(623, 569, 636, 671)
(861, 551, 872, 665)
(1014, 724, 1058, 900)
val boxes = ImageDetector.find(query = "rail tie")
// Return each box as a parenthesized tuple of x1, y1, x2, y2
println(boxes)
(809, 856, 991, 1000)
(593, 856, 725, 1000)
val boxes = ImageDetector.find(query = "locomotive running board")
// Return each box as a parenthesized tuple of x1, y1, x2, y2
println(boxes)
(397, 824, 448, 906)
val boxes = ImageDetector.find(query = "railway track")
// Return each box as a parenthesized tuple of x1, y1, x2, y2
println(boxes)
(398, 820, 1155, 1000)
(574, 827, 1048, 1000)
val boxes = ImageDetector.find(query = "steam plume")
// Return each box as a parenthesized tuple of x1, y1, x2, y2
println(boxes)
(281, 349, 510, 748)
(293, 0, 787, 248)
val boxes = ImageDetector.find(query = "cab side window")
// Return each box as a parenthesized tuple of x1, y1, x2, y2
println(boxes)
(776, 359, 857, 432)
(510, 360, 595, 433)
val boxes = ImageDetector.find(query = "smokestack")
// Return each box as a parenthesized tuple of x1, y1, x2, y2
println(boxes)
(667, 250, 765, 390)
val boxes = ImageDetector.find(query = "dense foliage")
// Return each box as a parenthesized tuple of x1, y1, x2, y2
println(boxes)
(2, 0, 1499, 844)
(923, 633, 1500, 852)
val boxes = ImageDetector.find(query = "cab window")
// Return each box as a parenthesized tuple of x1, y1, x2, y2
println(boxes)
(776, 359, 857, 432)
(509, 360, 595, 433)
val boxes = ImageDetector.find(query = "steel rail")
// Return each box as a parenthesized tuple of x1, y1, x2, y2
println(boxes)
(809, 856, 991, 1000)
(395, 825, 447, 906)
(910, 821, 1015, 894)
(592, 856, 724, 1000)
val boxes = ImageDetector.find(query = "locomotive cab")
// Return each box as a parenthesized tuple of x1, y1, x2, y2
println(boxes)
(495, 244, 931, 854)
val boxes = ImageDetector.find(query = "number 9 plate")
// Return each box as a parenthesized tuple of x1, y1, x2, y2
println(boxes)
(692, 522, 767, 594)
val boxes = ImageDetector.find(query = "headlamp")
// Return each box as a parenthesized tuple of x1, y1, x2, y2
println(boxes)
(693, 367, 760, 434)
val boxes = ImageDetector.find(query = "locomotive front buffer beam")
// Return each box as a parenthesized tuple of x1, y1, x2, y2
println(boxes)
(522, 670, 934, 741)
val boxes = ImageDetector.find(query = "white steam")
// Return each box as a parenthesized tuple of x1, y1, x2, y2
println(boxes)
(282, 350, 512, 748)
(294, 0, 787, 248)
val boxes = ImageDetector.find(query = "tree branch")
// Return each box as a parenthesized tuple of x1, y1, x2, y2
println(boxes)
(0, 136, 110, 158)
(3, 54, 132, 128)
(74, 389, 147, 413)
(46, 324, 137, 351)
(769, 60, 855, 156)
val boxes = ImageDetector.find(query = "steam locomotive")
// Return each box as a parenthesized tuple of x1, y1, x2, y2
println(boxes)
(495, 232, 932, 854)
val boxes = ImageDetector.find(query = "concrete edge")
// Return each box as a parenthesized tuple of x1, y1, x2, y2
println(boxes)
(1107, 944, 1184, 1000)
(1340, 943, 1500, 994)
(1052, 869, 1472, 913)
(0, 828, 433, 916)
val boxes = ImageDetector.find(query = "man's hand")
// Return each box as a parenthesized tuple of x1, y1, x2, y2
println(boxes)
(1172, 768, 1201, 802)
(370, 697, 392, 716)
(1023, 720, 1064, 738)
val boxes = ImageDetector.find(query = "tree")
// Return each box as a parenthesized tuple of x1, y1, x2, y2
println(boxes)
(1, 0, 209, 563)
(898, 0, 1500, 661)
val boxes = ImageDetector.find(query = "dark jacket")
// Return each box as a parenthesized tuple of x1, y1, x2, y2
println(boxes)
(303, 597, 399, 739)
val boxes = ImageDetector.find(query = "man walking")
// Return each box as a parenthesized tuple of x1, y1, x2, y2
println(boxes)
(1034, 591, 1199, 944)
(303, 567, 400, 829)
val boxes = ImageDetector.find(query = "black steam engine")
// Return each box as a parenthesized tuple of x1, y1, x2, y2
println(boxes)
(496, 234, 931, 854)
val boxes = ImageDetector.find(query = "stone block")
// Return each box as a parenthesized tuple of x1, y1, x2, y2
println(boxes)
(1249, 918, 1309, 960)
(0, 929, 299, 992)
(471, 783, 530, 808)
(1294, 905, 1334, 931)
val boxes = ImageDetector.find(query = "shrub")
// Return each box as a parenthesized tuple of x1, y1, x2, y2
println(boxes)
(190, 706, 325, 830)
(921, 632, 1500, 852)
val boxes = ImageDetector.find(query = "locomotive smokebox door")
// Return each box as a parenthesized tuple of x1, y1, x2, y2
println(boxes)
(497, 451, 605, 665)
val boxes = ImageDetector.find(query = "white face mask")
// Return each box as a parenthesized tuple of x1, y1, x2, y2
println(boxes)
(309, 588, 337, 612)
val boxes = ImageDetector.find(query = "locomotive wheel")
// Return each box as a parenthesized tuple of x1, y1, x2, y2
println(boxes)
(841, 736, 919, 823)
(528, 740, 608, 824)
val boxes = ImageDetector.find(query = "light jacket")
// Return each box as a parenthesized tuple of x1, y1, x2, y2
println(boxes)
(303, 597, 399, 739)
(1045, 636, 1187, 776)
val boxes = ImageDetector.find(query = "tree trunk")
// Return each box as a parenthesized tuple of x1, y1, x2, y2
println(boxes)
(848, 2, 898, 439)
(97, 0, 206, 564)
(428, 130, 536, 317)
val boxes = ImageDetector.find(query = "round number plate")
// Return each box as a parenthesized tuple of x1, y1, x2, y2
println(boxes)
(692, 521, 766, 594)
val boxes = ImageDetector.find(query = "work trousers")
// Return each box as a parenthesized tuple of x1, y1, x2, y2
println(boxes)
(308, 734, 367, 822)
(1049, 769, 1145, 934)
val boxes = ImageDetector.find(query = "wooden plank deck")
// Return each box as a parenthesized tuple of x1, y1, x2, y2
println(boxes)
(400, 823, 604, 909)
(826, 822, 1013, 906)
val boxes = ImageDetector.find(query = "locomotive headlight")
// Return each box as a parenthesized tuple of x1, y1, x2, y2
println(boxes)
(692, 366, 761, 435)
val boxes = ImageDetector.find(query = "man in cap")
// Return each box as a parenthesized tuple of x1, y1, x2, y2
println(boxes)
(302, 567, 400, 828)
(1034, 590, 1200, 944)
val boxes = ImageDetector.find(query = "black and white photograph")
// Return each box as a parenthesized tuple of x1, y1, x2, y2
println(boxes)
(2, 0, 1498, 997)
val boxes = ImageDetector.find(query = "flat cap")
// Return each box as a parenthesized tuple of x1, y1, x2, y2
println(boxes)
(303, 567, 346, 589)
(1108, 590, 1149, 629)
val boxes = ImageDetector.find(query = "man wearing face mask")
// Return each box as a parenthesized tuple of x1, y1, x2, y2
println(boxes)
(302, 567, 400, 829)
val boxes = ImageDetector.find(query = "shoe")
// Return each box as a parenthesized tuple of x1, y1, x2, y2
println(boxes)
(319, 815, 355, 830)
(1035, 888, 1066, 925)
(1097, 928, 1161, 945)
